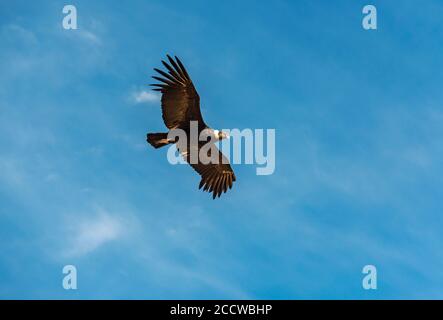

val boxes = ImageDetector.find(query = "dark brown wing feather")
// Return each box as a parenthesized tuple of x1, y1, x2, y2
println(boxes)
(178, 142, 236, 199)
(150, 55, 206, 129)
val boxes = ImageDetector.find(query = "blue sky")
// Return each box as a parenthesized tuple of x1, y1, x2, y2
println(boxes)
(1, 0, 443, 299)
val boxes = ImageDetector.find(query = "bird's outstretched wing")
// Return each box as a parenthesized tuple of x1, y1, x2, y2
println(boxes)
(150, 55, 206, 129)
(178, 142, 236, 199)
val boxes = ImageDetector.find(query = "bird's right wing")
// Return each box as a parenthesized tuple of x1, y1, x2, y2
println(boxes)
(150, 55, 206, 129)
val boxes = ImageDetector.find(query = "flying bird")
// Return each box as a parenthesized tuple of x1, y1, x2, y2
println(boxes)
(146, 55, 236, 199)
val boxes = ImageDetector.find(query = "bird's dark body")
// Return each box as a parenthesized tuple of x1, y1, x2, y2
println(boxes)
(146, 55, 236, 199)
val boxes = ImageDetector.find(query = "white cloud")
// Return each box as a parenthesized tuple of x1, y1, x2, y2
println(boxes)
(63, 209, 126, 257)
(0, 156, 26, 187)
(77, 29, 101, 45)
(2, 24, 38, 45)
(44, 173, 59, 182)
(131, 90, 160, 104)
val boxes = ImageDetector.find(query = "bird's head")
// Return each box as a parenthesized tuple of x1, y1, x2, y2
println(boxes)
(214, 129, 229, 140)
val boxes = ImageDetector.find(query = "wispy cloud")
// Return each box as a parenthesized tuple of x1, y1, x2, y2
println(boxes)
(131, 89, 160, 104)
(62, 209, 128, 258)
(1, 24, 38, 45)
(76, 29, 101, 45)
(0, 156, 26, 188)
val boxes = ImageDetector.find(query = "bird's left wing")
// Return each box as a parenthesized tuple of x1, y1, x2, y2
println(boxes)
(178, 142, 236, 199)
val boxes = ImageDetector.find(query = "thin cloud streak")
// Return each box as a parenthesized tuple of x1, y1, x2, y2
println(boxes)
(62, 209, 126, 258)
(131, 89, 160, 104)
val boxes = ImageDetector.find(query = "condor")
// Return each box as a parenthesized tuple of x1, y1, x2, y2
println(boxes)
(146, 55, 236, 199)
